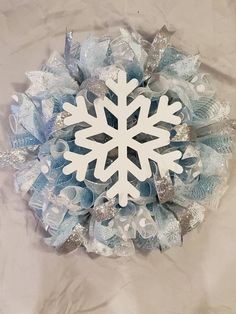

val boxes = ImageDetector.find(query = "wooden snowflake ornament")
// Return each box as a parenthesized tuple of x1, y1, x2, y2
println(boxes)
(62, 70, 183, 206)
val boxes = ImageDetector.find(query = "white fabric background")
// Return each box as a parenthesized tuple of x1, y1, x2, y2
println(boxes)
(0, 1, 236, 313)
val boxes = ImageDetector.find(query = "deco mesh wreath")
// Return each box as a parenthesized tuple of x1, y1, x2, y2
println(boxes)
(1, 26, 235, 256)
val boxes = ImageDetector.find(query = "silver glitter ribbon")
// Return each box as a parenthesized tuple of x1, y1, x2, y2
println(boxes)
(53, 111, 71, 131)
(92, 198, 117, 222)
(144, 25, 172, 79)
(80, 78, 108, 99)
(64, 31, 83, 83)
(57, 223, 88, 254)
(171, 123, 196, 142)
(0, 148, 28, 167)
(165, 203, 193, 235)
(170, 198, 205, 233)
(153, 173, 174, 204)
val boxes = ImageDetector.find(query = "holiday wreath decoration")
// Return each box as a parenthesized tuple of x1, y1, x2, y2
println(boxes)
(1, 26, 235, 256)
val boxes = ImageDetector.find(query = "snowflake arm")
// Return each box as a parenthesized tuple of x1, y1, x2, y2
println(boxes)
(129, 95, 182, 138)
(149, 150, 183, 177)
(63, 96, 93, 126)
(130, 139, 182, 178)
(94, 97, 119, 118)
(106, 70, 139, 97)
(63, 96, 117, 138)
(126, 95, 151, 117)
(63, 151, 95, 180)
(150, 95, 182, 125)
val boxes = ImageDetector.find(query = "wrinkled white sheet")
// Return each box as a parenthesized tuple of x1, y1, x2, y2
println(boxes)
(0, 1, 236, 313)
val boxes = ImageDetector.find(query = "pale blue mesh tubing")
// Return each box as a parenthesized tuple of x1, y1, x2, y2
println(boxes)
(1, 27, 235, 256)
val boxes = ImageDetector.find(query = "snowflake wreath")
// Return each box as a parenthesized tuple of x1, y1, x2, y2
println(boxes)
(1, 26, 235, 256)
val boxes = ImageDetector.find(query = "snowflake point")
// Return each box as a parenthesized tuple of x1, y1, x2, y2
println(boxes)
(160, 94, 168, 103)
(62, 166, 71, 176)
(76, 95, 85, 103)
(63, 150, 71, 160)
(76, 171, 84, 181)
(63, 102, 71, 111)
(139, 94, 150, 104)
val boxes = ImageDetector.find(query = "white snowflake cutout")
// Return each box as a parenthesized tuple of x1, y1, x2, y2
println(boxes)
(62, 70, 183, 206)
